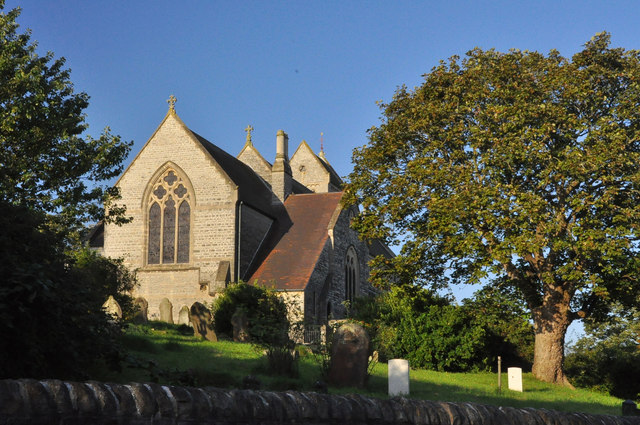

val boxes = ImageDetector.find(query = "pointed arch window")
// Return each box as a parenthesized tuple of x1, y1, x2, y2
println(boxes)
(345, 246, 359, 304)
(147, 169, 191, 265)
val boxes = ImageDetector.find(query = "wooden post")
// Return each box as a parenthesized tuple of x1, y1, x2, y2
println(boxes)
(497, 356, 502, 393)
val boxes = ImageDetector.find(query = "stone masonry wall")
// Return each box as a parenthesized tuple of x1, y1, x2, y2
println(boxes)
(1, 379, 637, 425)
(328, 205, 375, 319)
(304, 240, 333, 323)
(290, 142, 330, 193)
(239, 204, 274, 281)
(104, 113, 238, 322)
(237, 144, 272, 187)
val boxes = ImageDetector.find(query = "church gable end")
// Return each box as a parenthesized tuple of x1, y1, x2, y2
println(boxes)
(101, 98, 384, 325)
(237, 125, 272, 186)
(290, 140, 343, 193)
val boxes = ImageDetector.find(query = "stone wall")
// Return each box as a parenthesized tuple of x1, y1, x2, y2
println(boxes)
(328, 204, 375, 319)
(290, 141, 331, 193)
(1, 379, 637, 425)
(238, 204, 274, 280)
(104, 113, 239, 322)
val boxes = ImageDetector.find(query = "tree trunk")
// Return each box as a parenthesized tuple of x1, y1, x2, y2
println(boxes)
(531, 300, 574, 387)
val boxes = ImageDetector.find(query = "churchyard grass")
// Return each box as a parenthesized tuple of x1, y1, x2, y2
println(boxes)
(92, 322, 624, 416)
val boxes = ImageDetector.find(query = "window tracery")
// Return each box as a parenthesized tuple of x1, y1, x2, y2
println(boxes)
(345, 246, 359, 304)
(147, 169, 191, 265)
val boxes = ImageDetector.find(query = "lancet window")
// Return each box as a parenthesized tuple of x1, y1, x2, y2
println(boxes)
(147, 169, 191, 264)
(345, 246, 359, 304)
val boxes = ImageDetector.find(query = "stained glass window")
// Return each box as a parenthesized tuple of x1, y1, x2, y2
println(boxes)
(146, 168, 192, 265)
(163, 197, 176, 263)
(177, 201, 190, 263)
(345, 247, 359, 304)
(148, 202, 161, 264)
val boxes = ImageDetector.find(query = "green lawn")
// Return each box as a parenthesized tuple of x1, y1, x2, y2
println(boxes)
(92, 322, 625, 416)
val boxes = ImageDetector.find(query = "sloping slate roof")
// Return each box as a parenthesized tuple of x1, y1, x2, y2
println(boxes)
(368, 239, 396, 259)
(248, 192, 344, 290)
(191, 131, 275, 215)
(317, 156, 343, 189)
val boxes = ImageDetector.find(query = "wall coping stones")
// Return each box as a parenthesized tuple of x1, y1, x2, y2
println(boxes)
(1, 379, 640, 425)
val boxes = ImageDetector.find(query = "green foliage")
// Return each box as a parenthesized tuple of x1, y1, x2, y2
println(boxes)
(0, 201, 123, 379)
(345, 32, 640, 382)
(0, 3, 131, 234)
(463, 284, 535, 370)
(102, 324, 624, 415)
(565, 306, 640, 399)
(0, 4, 133, 379)
(71, 248, 137, 320)
(212, 282, 297, 376)
(351, 286, 488, 372)
(213, 282, 288, 343)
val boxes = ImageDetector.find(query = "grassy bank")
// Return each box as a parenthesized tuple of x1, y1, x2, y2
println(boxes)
(92, 322, 624, 416)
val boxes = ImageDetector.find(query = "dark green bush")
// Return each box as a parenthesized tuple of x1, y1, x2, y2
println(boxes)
(462, 285, 534, 370)
(0, 201, 125, 379)
(213, 282, 297, 377)
(71, 248, 137, 320)
(565, 308, 640, 399)
(351, 284, 533, 372)
(351, 285, 488, 371)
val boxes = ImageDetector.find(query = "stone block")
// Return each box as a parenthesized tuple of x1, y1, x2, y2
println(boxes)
(102, 295, 122, 320)
(328, 322, 370, 388)
(388, 359, 410, 396)
(508, 367, 523, 392)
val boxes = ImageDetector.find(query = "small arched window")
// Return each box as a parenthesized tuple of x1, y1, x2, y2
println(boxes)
(147, 169, 191, 265)
(345, 246, 359, 304)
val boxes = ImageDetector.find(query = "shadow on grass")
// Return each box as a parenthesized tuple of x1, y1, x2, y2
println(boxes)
(104, 324, 623, 417)
(353, 368, 622, 416)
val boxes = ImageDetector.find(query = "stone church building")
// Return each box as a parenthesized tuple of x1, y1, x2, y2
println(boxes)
(90, 98, 392, 326)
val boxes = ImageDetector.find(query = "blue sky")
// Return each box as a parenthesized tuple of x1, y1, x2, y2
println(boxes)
(6, 1, 639, 334)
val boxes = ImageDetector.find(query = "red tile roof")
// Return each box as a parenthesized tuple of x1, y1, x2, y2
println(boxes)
(248, 192, 344, 290)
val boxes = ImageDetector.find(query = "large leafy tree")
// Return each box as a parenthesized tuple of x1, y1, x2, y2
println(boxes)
(0, 3, 133, 378)
(0, 3, 130, 234)
(345, 33, 640, 385)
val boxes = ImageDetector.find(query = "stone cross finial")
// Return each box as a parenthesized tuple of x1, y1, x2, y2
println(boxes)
(167, 95, 177, 112)
(244, 125, 254, 145)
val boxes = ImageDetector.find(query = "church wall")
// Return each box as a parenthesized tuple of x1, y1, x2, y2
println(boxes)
(327, 206, 375, 319)
(303, 241, 332, 324)
(103, 114, 238, 323)
(238, 146, 272, 187)
(238, 204, 274, 281)
(290, 144, 330, 193)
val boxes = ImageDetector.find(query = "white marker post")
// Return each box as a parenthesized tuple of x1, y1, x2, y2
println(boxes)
(508, 367, 523, 392)
(388, 359, 410, 396)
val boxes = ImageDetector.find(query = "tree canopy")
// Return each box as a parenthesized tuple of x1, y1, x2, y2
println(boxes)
(0, 3, 134, 378)
(0, 3, 131, 234)
(345, 33, 640, 385)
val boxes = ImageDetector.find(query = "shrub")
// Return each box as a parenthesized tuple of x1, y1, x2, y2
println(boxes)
(212, 282, 298, 377)
(71, 247, 137, 320)
(0, 201, 125, 379)
(350, 285, 489, 371)
(565, 306, 640, 399)
(462, 285, 534, 370)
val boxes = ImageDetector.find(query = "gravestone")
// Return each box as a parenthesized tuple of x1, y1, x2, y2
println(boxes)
(508, 367, 523, 392)
(102, 295, 122, 320)
(328, 322, 370, 388)
(231, 308, 250, 342)
(178, 305, 190, 326)
(159, 298, 174, 323)
(190, 302, 217, 342)
(389, 359, 410, 396)
(133, 297, 148, 323)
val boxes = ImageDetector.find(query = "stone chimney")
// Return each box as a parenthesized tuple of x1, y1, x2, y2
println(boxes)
(272, 129, 292, 204)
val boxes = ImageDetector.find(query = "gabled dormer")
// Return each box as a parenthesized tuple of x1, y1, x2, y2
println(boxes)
(237, 125, 273, 186)
(290, 140, 343, 193)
